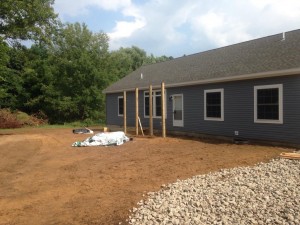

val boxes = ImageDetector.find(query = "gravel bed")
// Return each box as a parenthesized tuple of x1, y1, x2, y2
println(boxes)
(128, 158, 300, 225)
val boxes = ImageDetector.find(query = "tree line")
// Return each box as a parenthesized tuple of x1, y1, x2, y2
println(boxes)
(0, 0, 173, 124)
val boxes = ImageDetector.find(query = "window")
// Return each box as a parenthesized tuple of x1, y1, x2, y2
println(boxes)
(155, 91, 162, 117)
(118, 96, 124, 116)
(204, 89, 224, 121)
(144, 90, 165, 118)
(254, 84, 283, 124)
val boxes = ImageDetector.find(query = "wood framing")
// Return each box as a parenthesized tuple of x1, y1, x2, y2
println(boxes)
(123, 91, 127, 134)
(149, 85, 153, 136)
(161, 82, 166, 138)
(135, 88, 139, 135)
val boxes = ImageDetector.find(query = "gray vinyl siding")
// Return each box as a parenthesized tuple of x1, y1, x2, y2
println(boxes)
(106, 74, 300, 145)
(106, 91, 162, 128)
(106, 93, 123, 126)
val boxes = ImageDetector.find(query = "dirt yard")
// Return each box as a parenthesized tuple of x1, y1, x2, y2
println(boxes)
(0, 128, 289, 225)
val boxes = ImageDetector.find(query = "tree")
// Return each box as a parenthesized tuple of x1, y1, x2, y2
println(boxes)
(0, 38, 10, 104)
(144, 54, 173, 65)
(21, 44, 54, 114)
(0, 40, 28, 109)
(106, 46, 149, 83)
(106, 46, 173, 83)
(43, 23, 110, 123)
(0, 0, 59, 44)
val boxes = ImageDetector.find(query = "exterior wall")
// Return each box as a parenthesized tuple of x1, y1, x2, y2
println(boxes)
(106, 75, 300, 145)
(106, 91, 162, 128)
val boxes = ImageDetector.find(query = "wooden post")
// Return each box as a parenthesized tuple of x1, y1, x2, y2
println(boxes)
(161, 82, 166, 138)
(149, 85, 153, 136)
(123, 91, 127, 134)
(135, 88, 139, 135)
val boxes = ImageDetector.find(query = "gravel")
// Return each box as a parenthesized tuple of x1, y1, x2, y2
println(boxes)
(128, 158, 300, 225)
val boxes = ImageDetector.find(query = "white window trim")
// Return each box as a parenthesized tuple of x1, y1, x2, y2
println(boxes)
(144, 90, 167, 119)
(118, 96, 123, 117)
(204, 89, 224, 121)
(254, 84, 283, 124)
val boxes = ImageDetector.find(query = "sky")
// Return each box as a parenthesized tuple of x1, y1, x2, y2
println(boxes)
(54, 0, 300, 58)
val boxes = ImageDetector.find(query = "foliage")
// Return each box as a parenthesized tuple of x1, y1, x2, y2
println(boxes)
(0, 108, 22, 128)
(16, 110, 48, 126)
(65, 119, 102, 127)
(0, 38, 10, 100)
(0, 41, 27, 109)
(0, 108, 47, 128)
(107, 46, 146, 82)
(42, 23, 110, 123)
(107, 46, 172, 82)
(0, 0, 59, 44)
(0, 2, 173, 125)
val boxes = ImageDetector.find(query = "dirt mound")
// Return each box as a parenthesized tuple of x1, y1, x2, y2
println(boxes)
(0, 109, 47, 128)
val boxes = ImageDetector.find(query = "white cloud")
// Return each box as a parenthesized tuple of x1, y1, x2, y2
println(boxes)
(54, 0, 131, 17)
(108, 5, 146, 48)
(191, 10, 252, 47)
(54, 0, 300, 57)
(109, 1, 200, 54)
(250, 0, 300, 18)
(108, 15, 145, 39)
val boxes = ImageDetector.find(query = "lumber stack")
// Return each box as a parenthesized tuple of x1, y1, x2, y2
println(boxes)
(280, 152, 300, 160)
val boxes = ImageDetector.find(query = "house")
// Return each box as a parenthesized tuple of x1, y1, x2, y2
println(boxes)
(103, 30, 300, 147)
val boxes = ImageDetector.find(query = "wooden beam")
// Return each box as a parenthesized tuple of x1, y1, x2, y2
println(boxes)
(161, 82, 166, 138)
(123, 91, 127, 134)
(149, 85, 153, 136)
(138, 117, 144, 136)
(280, 152, 300, 159)
(135, 88, 139, 135)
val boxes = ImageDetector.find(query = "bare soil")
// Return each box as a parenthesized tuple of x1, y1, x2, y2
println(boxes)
(0, 128, 289, 225)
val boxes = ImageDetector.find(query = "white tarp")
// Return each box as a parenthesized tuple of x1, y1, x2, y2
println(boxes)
(72, 131, 130, 147)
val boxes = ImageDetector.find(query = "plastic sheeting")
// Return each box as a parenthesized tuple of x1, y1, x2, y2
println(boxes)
(72, 131, 129, 147)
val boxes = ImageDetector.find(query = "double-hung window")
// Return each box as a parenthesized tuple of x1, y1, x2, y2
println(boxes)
(144, 90, 164, 118)
(204, 89, 224, 121)
(254, 84, 283, 124)
(118, 96, 124, 116)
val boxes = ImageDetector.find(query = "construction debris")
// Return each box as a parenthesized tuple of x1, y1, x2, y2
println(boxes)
(72, 131, 129, 147)
(279, 152, 300, 160)
(73, 128, 94, 134)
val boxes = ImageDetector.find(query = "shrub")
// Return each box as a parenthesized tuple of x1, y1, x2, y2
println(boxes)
(0, 108, 22, 128)
(0, 109, 48, 128)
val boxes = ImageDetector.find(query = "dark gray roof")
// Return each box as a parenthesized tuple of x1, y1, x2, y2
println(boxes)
(104, 29, 300, 93)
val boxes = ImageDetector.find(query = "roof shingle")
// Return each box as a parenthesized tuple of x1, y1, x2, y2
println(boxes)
(104, 29, 300, 93)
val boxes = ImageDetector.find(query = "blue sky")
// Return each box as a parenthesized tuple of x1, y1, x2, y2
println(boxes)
(54, 0, 300, 58)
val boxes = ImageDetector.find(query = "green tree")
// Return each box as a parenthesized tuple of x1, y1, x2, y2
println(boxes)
(44, 23, 109, 123)
(106, 46, 148, 83)
(0, 38, 10, 104)
(21, 44, 54, 114)
(0, 0, 59, 44)
(0, 0, 59, 111)
(106, 46, 173, 83)
(0, 41, 27, 109)
(143, 54, 173, 65)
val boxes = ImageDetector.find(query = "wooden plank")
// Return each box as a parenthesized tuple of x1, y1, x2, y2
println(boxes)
(123, 91, 127, 134)
(149, 85, 153, 136)
(280, 152, 300, 157)
(280, 152, 300, 159)
(138, 117, 144, 136)
(135, 88, 139, 135)
(161, 82, 166, 138)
